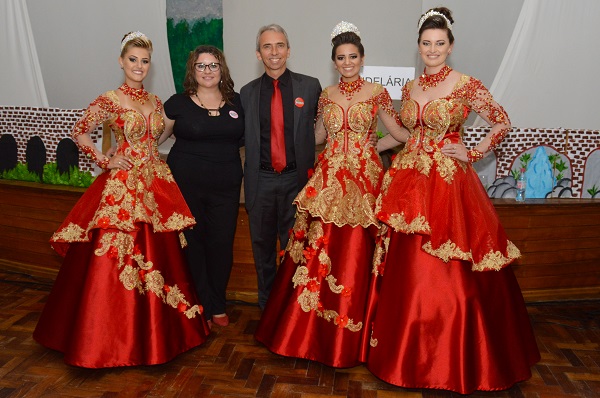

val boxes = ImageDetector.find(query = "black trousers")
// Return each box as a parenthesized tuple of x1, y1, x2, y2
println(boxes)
(168, 151, 242, 318)
(248, 169, 298, 309)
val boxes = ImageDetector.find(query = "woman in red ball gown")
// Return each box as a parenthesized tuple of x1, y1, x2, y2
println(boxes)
(366, 7, 540, 394)
(33, 32, 210, 368)
(255, 22, 405, 368)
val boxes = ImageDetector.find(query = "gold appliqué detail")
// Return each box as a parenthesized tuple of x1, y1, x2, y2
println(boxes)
(157, 213, 196, 232)
(472, 240, 521, 271)
(433, 151, 458, 183)
(370, 329, 378, 348)
(396, 147, 434, 177)
(287, 213, 363, 332)
(95, 231, 202, 318)
(422, 240, 471, 262)
(303, 86, 394, 228)
(387, 212, 431, 234)
(51, 223, 87, 242)
(296, 173, 379, 228)
(397, 76, 505, 183)
(422, 239, 521, 271)
(179, 232, 188, 248)
(371, 224, 390, 277)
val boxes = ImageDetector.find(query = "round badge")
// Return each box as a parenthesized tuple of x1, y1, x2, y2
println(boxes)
(229, 110, 239, 119)
(294, 97, 305, 108)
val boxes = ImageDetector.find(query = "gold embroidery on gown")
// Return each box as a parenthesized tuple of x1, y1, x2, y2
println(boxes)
(288, 84, 401, 331)
(295, 84, 399, 229)
(50, 90, 199, 316)
(376, 76, 520, 271)
(52, 91, 194, 244)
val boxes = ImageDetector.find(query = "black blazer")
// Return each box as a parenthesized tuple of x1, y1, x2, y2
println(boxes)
(240, 70, 321, 211)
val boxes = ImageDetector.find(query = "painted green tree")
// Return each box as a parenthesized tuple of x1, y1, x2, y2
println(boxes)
(167, 18, 223, 94)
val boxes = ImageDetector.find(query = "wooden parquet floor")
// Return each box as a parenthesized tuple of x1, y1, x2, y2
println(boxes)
(1, 270, 600, 398)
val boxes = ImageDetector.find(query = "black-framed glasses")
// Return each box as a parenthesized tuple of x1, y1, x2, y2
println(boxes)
(194, 62, 220, 72)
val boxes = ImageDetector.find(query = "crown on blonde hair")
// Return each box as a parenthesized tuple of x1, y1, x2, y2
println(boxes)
(120, 31, 147, 52)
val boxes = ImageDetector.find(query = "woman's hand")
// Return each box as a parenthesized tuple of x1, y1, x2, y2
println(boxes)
(441, 142, 469, 162)
(108, 154, 132, 170)
(368, 132, 378, 147)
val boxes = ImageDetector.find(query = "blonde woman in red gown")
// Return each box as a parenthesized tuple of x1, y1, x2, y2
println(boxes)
(365, 8, 540, 393)
(33, 32, 210, 368)
(255, 22, 405, 368)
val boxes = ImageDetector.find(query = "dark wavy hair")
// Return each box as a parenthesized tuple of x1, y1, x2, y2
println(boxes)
(331, 32, 364, 61)
(182, 45, 235, 104)
(418, 7, 455, 44)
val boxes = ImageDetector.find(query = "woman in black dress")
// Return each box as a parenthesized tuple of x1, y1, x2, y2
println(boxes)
(164, 45, 244, 327)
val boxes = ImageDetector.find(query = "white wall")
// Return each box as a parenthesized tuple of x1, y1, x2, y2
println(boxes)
(19, 0, 522, 110)
(14, 0, 597, 130)
(224, 0, 523, 92)
(422, 0, 524, 88)
(25, 0, 174, 108)
(223, 0, 421, 89)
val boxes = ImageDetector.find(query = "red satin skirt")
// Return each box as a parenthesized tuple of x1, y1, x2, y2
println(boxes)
(33, 225, 210, 368)
(365, 231, 540, 394)
(255, 218, 376, 368)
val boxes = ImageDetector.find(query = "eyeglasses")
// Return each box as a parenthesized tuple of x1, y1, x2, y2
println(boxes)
(194, 62, 221, 72)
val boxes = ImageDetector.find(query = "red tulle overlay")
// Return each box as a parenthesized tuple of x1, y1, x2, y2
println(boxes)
(34, 225, 210, 368)
(255, 217, 376, 368)
(364, 231, 540, 394)
(377, 158, 519, 272)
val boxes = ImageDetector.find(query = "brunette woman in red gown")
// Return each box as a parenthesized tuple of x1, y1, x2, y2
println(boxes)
(255, 22, 405, 368)
(366, 8, 540, 394)
(33, 32, 210, 368)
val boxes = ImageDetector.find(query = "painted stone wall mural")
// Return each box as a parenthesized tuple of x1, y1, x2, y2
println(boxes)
(166, 0, 223, 94)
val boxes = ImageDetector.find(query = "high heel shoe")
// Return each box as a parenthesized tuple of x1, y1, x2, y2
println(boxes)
(212, 314, 229, 327)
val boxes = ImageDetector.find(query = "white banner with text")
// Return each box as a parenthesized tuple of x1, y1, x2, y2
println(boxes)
(362, 66, 415, 100)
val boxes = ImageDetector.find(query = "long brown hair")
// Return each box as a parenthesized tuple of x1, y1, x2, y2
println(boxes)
(182, 45, 235, 104)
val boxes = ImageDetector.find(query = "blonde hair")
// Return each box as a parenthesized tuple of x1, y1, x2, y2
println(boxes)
(120, 31, 153, 57)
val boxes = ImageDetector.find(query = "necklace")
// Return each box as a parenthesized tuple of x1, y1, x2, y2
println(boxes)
(119, 83, 149, 104)
(338, 76, 365, 101)
(196, 94, 223, 116)
(418, 65, 452, 91)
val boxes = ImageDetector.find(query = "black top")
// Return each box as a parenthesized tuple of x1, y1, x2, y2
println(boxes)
(164, 92, 245, 162)
(259, 69, 296, 166)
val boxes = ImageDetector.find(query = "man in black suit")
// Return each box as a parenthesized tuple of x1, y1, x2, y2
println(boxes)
(240, 24, 322, 309)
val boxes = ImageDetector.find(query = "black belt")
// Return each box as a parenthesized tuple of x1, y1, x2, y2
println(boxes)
(260, 161, 297, 174)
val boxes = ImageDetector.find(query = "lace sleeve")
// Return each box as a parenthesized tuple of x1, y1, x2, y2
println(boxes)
(463, 77, 511, 162)
(314, 89, 330, 145)
(373, 84, 409, 145)
(373, 85, 402, 126)
(316, 88, 328, 121)
(72, 94, 117, 170)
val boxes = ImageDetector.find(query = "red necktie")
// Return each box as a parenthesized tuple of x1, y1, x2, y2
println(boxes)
(270, 79, 286, 172)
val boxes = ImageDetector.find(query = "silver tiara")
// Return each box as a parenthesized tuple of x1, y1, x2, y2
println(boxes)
(331, 21, 360, 40)
(418, 10, 453, 31)
(120, 31, 147, 52)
